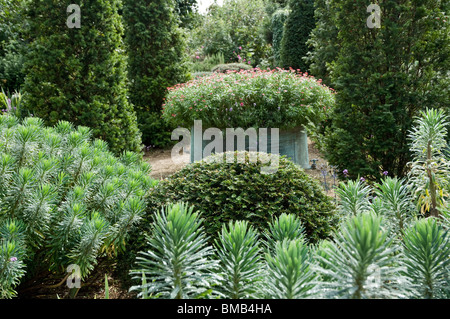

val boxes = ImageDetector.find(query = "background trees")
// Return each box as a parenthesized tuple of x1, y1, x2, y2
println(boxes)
(189, 0, 272, 68)
(270, 8, 290, 67)
(306, 0, 339, 86)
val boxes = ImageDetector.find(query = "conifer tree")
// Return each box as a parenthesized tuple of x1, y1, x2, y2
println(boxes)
(123, 0, 189, 147)
(271, 8, 289, 67)
(322, 0, 449, 180)
(306, 0, 339, 86)
(22, 0, 142, 154)
(280, 0, 315, 71)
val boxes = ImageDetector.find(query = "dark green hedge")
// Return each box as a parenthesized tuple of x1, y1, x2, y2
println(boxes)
(23, 0, 142, 155)
(280, 0, 315, 71)
(145, 151, 337, 243)
(123, 0, 189, 147)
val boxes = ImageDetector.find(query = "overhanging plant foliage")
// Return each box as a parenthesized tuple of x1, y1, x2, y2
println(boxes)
(0, 115, 156, 298)
(161, 68, 335, 130)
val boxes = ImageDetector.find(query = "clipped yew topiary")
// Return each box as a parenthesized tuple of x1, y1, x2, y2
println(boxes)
(145, 151, 337, 243)
(279, 0, 315, 71)
(22, 0, 142, 154)
(123, 0, 189, 147)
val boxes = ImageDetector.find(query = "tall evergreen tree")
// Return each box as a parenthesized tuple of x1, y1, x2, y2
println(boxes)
(306, 0, 339, 86)
(323, 0, 449, 180)
(22, 0, 141, 154)
(0, 0, 29, 92)
(123, 0, 189, 147)
(279, 0, 315, 71)
(271, 9, 289, 67)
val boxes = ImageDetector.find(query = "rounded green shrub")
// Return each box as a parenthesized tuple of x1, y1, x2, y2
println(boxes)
(162, 68, 335, 130)
(145, 151, 337, 243)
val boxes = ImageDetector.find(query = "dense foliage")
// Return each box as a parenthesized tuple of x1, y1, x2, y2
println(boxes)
(0, 115, 156, 298)
(271, 8, 289, 67)
(306, 0, 339, 87)
(129, 108, 450, 300)
(319, 0, 449, 181)
(123, 0, 189, 148)
(280, 0, 315, 71)
(145, 151, 337, 243)
(174, 0, 199, 28)
(162, 68, 335, 130)
(0, 0, 29, 92)
(1, 0, 448, 301)
(22, 0, 142, 154)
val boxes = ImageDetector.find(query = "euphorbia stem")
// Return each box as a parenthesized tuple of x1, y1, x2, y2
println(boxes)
(427, 141, 439, 218)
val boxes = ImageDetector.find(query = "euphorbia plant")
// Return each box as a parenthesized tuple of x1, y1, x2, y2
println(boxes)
(0, 115, 156, 298)
(408, 108, 450, 218)
(162, 68, 335, 130)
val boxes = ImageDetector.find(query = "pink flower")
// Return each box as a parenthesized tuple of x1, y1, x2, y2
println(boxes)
(240, 102, 244, 106)
(237, 55, 241, 60)
(196, 56, 200, 59)
(239, 46, 242, 50)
